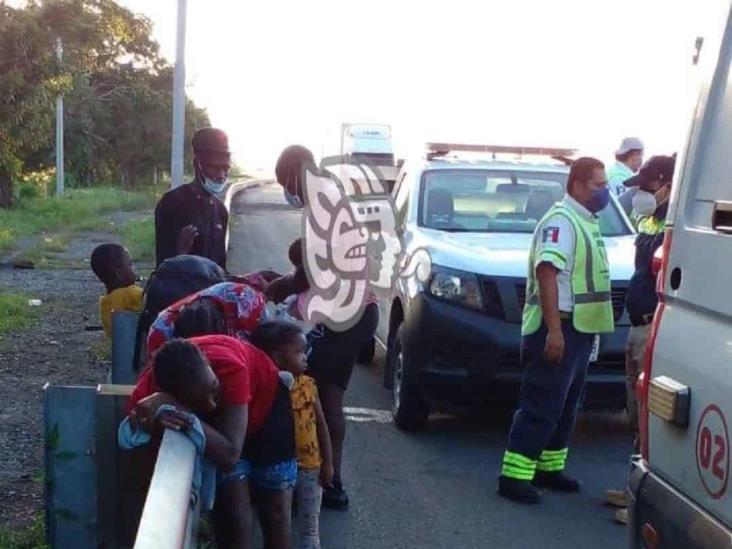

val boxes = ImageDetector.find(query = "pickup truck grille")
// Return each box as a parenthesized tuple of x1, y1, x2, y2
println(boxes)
(515, 284, 627, 322)
(478, 277, 504, 318)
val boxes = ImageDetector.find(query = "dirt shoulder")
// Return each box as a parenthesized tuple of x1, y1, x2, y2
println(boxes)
(0, 215, 153, 529)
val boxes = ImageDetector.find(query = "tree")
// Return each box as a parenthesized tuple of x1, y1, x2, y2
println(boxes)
(0, 2, 64, 206)
(0, 0, 212, 206)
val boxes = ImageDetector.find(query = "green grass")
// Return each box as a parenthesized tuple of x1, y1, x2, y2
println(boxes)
(0, 187, 159, 251)
(13, 245, 77, 270)
(37, 234, 72, 253)
(0, 516, 47, 549)
(0, 289, 38, 334)
(89, 338, 112, 362)
(121, 218, 155, 262)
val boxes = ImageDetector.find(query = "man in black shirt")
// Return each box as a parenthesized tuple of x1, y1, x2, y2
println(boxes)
(155, 128, 231, 269)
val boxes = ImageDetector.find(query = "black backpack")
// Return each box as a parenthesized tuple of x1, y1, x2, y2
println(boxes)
(132, 254, 228, 371)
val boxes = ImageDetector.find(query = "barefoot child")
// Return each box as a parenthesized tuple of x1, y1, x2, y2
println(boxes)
(251, 321, 333, 549)
(90, 243, 143, 338)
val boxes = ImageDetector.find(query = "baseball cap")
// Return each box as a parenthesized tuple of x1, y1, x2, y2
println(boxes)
(191, 128, 230, 158)
(623, 155, 675, 189)
(615, 137, 644, 156)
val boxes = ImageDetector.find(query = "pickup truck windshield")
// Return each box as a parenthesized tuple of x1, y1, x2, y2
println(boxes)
(419, 169, 631, 236)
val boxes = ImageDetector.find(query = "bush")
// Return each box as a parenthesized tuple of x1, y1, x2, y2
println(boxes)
(17, 169, 53, 201)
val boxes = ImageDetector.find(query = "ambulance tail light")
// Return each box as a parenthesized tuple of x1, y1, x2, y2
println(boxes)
(651, 247, 663, 277)
(637, 228, 673, 460)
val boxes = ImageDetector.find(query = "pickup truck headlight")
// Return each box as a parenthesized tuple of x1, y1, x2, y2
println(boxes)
(428, 267, 484, 310)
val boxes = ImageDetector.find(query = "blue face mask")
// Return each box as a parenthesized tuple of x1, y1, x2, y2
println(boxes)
(587, 186, 610, 213)
(284, 187, 304, 208)
(203, 177, 227, 195)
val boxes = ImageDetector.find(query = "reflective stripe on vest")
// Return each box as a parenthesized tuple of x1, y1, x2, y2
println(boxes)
(522, 204, 615, 335)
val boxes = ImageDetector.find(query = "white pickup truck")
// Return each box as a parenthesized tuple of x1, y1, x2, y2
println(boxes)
(374, 143, 637, 430)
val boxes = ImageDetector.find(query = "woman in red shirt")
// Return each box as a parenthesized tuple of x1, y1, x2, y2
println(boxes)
(129, 334, 295, 549)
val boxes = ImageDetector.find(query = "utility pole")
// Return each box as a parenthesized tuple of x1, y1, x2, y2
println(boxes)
(55, 38, 64, 197)
(170, 0, 187, 188)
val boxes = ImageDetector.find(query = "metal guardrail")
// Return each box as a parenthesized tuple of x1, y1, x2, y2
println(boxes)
(133, 430, 199, 549)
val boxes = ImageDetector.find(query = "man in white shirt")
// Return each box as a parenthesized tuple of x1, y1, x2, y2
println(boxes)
(607, 137, 644, 196)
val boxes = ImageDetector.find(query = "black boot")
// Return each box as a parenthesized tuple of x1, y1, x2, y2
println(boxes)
(532, 471, 581, 492)
(497, 476, 542, 504)
(322, 480, 349, 511)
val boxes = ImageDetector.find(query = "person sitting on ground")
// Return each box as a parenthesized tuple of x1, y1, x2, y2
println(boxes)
(251, 321, 333, 549)
(146, 281, 269, 359)
(127, 334, 296, 549)
(90, 243, 143, 338)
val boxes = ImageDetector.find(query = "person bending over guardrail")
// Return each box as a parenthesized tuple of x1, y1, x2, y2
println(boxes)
(126, 335, 296, 549)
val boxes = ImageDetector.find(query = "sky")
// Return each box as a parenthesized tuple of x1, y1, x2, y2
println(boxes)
(31, 1, 732, 172)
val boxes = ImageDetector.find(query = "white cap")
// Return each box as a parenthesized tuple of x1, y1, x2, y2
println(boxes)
(615, 137, 644, 156)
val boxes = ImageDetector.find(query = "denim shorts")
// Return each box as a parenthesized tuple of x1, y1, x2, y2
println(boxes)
(217, 457, 298, 492)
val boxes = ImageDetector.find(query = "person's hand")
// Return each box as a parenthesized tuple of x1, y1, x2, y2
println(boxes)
(131, 392, 180, 432)
(177, 225, 199, 255)
(320, 461, 334, 488)
(543, 328, 565, 364)
(155, 408, 191, 433)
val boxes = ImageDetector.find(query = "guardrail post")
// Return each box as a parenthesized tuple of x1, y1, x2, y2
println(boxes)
(44, 385, 98, 549)
(111, 312, 140, 385)
(96, 384, 142, 549)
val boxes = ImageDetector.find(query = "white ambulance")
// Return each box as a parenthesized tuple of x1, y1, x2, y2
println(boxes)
(629, 5, 732, 548)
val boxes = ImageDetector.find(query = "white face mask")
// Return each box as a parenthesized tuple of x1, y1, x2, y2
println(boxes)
(632, 189, 657, 216)
(203, 177, 227, 195)
(283, 186, 304, 208)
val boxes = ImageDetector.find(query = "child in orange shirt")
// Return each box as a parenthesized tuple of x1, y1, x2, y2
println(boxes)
(90, 243, 143, 338)
(251, 321, 333, 549)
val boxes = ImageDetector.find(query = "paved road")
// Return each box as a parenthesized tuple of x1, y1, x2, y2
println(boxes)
(228, 182, 632, 549)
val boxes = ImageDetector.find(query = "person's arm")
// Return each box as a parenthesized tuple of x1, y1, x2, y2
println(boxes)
(200, 405, 247, 472)
(132, 392, 247, 472)
(264, 273, 298, 303)
(314, 397, 334, 487)
(536, 262, 564, 364)
(155, 198, 177, 266)
(532, 214, 574, 364)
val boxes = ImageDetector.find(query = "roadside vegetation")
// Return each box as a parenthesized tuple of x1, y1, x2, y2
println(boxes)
(0, 517, 47, 549)
(0, 289, 38, 335)
(0, 186, 159, 253)
(121, 217, 155, 262)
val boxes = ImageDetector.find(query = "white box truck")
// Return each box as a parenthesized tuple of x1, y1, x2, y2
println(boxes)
(340, 123, 399, 188)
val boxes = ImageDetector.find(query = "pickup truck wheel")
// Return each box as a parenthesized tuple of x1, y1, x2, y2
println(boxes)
(390, 325, 429, 431)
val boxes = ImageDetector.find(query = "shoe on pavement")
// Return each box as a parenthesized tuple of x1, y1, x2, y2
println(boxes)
(605, 489, 629, 508)
(614, 507, 628, 525)
(498, 476, 542, 504)
(532, 471, 581, 492)
(322, 483, 349, 511)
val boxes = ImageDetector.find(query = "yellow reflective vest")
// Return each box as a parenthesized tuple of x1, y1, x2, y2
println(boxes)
(522, 203, 615, 335)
